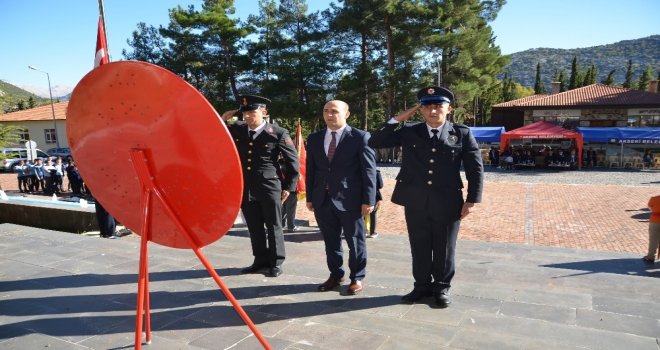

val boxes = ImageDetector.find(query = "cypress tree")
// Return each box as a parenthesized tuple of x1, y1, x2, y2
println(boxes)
(602, 69, 616, 85)
(637, 65, 653, 91)
(623, 60, 633, 88)
(534, 62, 545, 94)
(568, 56, 579, 90)
(558, 70, 566, 92)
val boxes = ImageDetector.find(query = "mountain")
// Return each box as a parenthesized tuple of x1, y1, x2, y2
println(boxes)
(0, 80, 55, 113)
(501, 35, 660, 89)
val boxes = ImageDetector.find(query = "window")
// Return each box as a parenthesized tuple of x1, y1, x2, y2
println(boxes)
(18, 128, 30, 142)
(44, 129, 57, 144)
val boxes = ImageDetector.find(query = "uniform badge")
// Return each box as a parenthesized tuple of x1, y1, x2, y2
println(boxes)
(447, 135, 458, 145)
(285, 137, 293, 145)
(267, 127, 274, 134)
(428, 88, 435, 94)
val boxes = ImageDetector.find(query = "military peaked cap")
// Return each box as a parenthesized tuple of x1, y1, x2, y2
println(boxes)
(417, 86, 454, 105)
(238, 95, 271, 112)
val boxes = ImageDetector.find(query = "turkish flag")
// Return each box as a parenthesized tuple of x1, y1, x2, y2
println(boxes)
(94, 15, 109, 67)
(295, 119, 306, 199)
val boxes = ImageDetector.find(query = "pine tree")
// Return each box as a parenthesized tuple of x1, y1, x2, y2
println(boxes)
(534, 62, 545, 94)
(28, 96, 35, 108)
(423, 0, 508, 121)
(122, 22, 166, 64)
(623, 60, 633, 88)
(329, 0, 383, 129)
(568, 56, 579, 90)
(16, 100, 25, 110)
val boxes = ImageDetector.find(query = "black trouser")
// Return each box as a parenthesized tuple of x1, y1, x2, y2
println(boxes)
(404, 189, 463, 293)
(17, 176, 28, 192)
(241, 197, 286, 267)
(95, 200, 116, 237)
(71, 180, 83, 195)
(369, 207, 378, 234)
(29, 175, 40, 192)
(281, 192, 298, 230)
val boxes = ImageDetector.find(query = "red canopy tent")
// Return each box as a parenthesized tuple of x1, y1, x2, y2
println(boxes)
(499, 121, 583, 168)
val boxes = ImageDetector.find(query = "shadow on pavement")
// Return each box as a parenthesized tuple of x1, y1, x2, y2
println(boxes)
(542, 258, 659, 278)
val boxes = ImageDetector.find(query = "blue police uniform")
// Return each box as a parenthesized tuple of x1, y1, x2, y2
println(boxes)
(369, 86, 483, 307)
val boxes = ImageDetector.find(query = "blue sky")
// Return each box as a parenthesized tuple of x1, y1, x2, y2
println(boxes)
(1, 0, 658, 97)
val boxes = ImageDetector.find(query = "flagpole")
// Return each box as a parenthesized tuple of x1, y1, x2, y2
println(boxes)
(98, 0, 110, 61)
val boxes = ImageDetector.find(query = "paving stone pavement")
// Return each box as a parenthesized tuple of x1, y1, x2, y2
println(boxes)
(1, 223, 659, 350)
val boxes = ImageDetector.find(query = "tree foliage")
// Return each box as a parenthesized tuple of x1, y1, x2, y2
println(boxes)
(534, 62, 544, 94)
(123, 0, 509, 131)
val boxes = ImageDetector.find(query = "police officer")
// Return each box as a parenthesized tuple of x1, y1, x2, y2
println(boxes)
(369, 86, 483, 308)
(221, 95, 300, 277)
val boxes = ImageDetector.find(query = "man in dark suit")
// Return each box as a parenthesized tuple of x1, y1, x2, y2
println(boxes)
(221, 95, 299, 278)
(369, 86, 483, 308)
(306, 100, 377, 295)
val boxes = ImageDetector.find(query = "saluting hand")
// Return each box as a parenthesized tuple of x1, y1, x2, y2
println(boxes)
(460, 202, 475, 219)
(221, 109, 239, 121)
(393, 105, 421, 122)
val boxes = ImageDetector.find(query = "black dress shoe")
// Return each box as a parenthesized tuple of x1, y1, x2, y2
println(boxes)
(241, 263, 266, 274)
(401, 288, 432, 304)
(268, 266, 283, 277)
(433, 290, 451, 308)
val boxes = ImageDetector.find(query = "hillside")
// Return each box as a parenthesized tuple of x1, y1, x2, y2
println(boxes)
(0, 80, 49, 113)
(501, 35, 660, 89)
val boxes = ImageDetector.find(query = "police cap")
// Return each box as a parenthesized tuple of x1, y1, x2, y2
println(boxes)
(417, 86, 454, 105)
(238, 95, 271, 112)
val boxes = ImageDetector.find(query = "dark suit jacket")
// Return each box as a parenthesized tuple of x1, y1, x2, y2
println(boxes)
(227, 121, 299, 202)
(369, 121, 483, 210)
(306, 126, 377, 212)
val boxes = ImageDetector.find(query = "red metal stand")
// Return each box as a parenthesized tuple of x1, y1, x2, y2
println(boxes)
(129, 149, 271, 350)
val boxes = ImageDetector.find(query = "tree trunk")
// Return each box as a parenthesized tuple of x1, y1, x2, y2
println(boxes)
(384, 14, 395, 119)
(361, 31, 369, 130)
(223, 41, 239, 101)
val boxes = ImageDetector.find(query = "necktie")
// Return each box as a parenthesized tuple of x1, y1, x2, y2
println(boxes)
(431, 129, 439, 147)
(249, 130, 256, 140)
(327, 131, 337, 162)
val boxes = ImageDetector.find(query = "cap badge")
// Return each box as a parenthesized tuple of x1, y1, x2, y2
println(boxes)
(242, 97, 248, 106)
(428, 88, 435, 94)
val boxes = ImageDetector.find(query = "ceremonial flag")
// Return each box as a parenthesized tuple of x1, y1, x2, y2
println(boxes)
(94, 15, 109, 67)
(295, 118, 307, 200)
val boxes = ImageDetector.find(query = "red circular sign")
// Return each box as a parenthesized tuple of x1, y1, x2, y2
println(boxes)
(67, 61, 243, 249)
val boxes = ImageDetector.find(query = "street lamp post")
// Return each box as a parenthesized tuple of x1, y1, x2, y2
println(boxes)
(28, 65, 60, 149)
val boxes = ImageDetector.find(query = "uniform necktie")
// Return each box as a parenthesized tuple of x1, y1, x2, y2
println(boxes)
(327, 131, 337, 162)
(249, 130, 256, 140)
(431, 129, 439, 147)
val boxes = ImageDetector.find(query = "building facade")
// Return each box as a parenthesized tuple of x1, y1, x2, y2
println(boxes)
(491, 82, 660, 131)
(0, 101, 68, 150)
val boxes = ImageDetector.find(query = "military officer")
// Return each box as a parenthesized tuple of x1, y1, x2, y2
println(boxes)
(368, 86, 483, 308)
(221, 95, 300, 277)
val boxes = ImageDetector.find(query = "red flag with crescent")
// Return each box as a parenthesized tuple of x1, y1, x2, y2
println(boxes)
(95, 15, 109, 67)
(295, 118, 306, 199)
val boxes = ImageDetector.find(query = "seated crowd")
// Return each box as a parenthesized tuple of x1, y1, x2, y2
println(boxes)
(491, 146, 579, 169)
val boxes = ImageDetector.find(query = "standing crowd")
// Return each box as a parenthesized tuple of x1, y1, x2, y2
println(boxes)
(14, 157, 85, 196)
